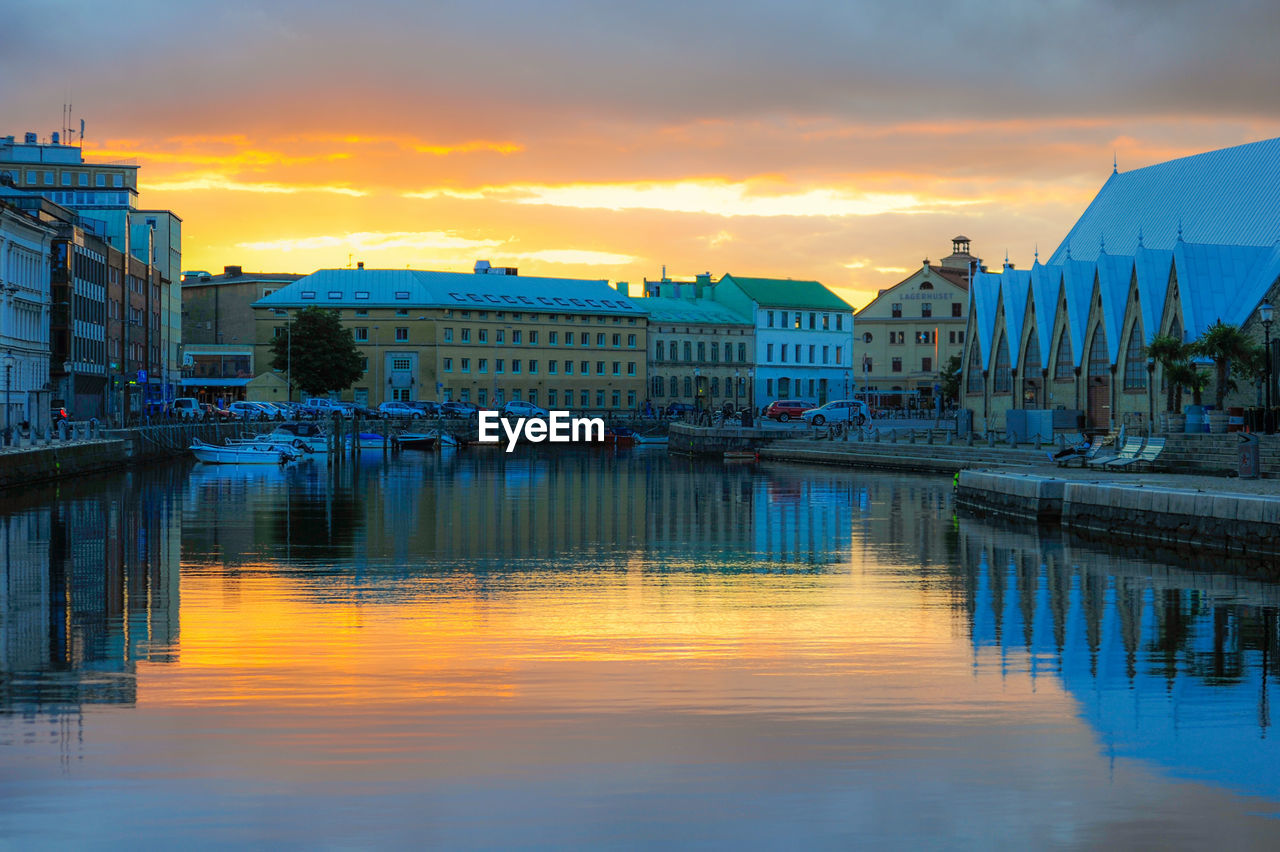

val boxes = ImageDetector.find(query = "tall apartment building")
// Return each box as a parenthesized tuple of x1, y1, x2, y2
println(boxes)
(1, 131, 182, 409)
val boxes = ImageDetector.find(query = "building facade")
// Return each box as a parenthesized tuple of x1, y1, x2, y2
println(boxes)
(253, 265, 649, 412)
(962, 136, 1280, 434)
(640, 273, 754, 412)
(711, 274, 855, 410)
(852, 238, 973, 408)
(0, 198, 55, 430)
(1, 130, 182, 408)
(181, 266, 303, 404)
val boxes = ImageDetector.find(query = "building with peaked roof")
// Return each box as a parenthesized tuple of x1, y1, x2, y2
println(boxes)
(853, 237, 974, 408)
(640, 273, 754, 413)
(253, 264, 648, 411)
(962, 136, 1280, 434)
(711, 273, 855, 410)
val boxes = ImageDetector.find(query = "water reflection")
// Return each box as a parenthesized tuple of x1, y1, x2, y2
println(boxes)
(0, 469, 181, 714)
(957, 519, 1280, 802)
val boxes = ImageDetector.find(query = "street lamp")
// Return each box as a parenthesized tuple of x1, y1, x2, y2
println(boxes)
(747, 367, 755, 414)
(1261, 302, 1274, 434)
(1146, 356, 1155, 433)
(734, 369, 740, 411)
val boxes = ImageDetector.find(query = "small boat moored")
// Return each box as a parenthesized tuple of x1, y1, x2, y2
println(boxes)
(189, 438, 303, 465)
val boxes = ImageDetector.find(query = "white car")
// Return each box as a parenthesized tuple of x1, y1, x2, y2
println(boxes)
(378, 401, 424, 418)
(171, 397, 202, 420)
(501, 400, 549, 418)
(801, 400, 873, 427)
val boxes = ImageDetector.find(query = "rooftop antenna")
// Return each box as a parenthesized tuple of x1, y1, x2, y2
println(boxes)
(1137, 227, 1144, 249)
(1034, 244, 1039, 263)
(347, 253, 353, 268)
(1177, 219, 1183, 242)
(1100, 233, 1106, 254)
(1113, 151, 1118, 174)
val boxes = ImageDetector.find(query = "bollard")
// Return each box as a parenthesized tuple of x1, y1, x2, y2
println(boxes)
(946, 431, 953, 446)
(987, 431, 996, 448)
(967, 431, 975, 447)
(58, 420, 68, 442)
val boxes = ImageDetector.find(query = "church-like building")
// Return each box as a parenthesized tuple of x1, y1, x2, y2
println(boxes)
(962, 136, 1280, 433)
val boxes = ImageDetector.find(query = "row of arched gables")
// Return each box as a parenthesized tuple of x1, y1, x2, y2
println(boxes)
(958, 239, 1280, 426)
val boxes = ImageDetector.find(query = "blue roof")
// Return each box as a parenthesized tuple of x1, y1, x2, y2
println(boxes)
(1061, 260, 1096, 367)
(1170, 242, 1273, 338)
(1049, 136, 1280, 263)
(1133, 247, 1173, 342)
(1095, 252, 1134, 362)
(999, 267, 1030, 369)
(1028, 262, 1061, 365)
(254, 268, 645, 315)
(636, 294, 752, 325)
(970, 270, 1001, 371)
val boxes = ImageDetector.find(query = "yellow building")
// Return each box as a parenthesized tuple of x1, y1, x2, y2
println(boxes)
(253, 265, 648, 412)
(852, 237, 975, 407)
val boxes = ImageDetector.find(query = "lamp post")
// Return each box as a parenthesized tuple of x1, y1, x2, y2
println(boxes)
(734, 369, 740, 411)
(747, 368, 755, 414)
(63, 360, 72, 418)
(286, 312, 292, 404)
(1146, 356, 1155, 433)
(1262, 302, 1274, 434)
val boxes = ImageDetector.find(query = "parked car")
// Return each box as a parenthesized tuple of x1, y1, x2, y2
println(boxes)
(501, 400, 550, 418)
(203, 403, 237, 420)
(763, 400, 817, 422)
(171, 397, 202, 420)
(801, 399, 873, 427)
(409, 400, 442, 417)
(440, 401, 480, 418)
(50, 406, 71, 424)
(378, 401, 423, 419)
(228, 401, 267, 421)
(303, 398, 348, 418)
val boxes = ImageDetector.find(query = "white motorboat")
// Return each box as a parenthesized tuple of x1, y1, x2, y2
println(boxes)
(634, 433, 669, 445)
(396, 429, 459, 449)
(231, 421, 330, 454)
(189, 438, 303, 465)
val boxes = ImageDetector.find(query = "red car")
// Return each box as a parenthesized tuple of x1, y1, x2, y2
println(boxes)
(763, 400, 817, 422)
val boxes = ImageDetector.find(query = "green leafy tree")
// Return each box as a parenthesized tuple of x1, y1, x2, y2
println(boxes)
(269, 307, 365, 397)
(1167, 362, 1210, 407)
(1191, 321, 1261, 408)
(939, 354, 962, 404)
(1147, 334, 1188, 413)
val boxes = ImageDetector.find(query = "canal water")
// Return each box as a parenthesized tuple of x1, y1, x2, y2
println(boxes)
(2, 450, 1279, 847)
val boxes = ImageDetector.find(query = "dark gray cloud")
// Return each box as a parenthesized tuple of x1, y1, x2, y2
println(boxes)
(6, 0, 1280, 134)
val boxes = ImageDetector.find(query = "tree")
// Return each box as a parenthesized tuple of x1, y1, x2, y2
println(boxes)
(939, 354, 962, 404)
(1191, 321, 1261, 409)
(1147, 334, 1188, 413)
(1167, 362, 1210, 407)
(269, 307, 365, 398)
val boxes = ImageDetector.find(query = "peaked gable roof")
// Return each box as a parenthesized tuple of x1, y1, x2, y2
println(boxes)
(1049, 136, 1280, 263)
(970, 269, 1001, 371)
(1060, 259, 1096, 367)
(1133, 247, 1173, 343)
(1028, 262, 1061, 364)
(998, 268, 1030, 369)
(718, 274, 852, 311)
(1170, 241, 1273, 337)
(1095, 252, 1134, 362)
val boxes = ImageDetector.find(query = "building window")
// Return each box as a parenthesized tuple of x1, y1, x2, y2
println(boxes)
(461, 328, 471, 342)
(397, 309, 409, 317)
(530, 331, 538, 344)
(921, 303, 932, 318)
(809, 312, 816, 329)
(780, 346, 787, 363)
(551, 331, 559, 345)
(354, 327, 369, 342)
(683, 341, 692, 361)
(922, 357, 932, 372)
(653, 376, 664, 397)
(738, 343, 746, 361)
(967, 341, 984, 393)
(952, 303, 962, 318)
(697, 342, 705, 361)
(891, 303, 902, 318)
(478, 359, 488, 373)
(669, 375, 678, 396)
(822, 346, 830, 364)
(627, 334, 636, 347)
(1054, 331, 1074, 379)
(512, 359, 521, 373)
(496, 359, 505, 373)
(443, 358, 453, 372)
(479, 329, 488, 343)
(444, 327, 454, 342)
(892, 358, 902, 373)
(461, 358, 470, 372)
(993, 334, 1012, 393)
(915, 331, 932, 344)
(627, 361, 636, 376)
(496, 330, 505, 343)
(512, 330, 522, 344)
(395, 327, 408, 342)
(766, 343, 774, 362)
(548, 360, 557, 374)
(565, 361, 573, 374)
(655, 341, 664, 362)
(767, 310, 775, 328)
(1123, 327, 1147, 389)
(597, 361, 606, 375)
(711, 342, 719, 362)
(612, 333, 621, 347)
(684, 376, 693, 397)
(583, 360, 591, 374)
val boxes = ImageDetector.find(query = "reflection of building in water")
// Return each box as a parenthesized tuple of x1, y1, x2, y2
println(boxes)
(956, 519, 1280, 803)
(752, 473, 855, 565)
(0, 471, 180, 713)
(645, 459, 754, 556)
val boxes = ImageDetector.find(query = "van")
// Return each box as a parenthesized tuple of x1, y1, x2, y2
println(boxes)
(172, 398, 201, 420)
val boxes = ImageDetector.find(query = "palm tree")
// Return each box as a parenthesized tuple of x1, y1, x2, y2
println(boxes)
(1166, 362, 1210, 408)
(1192, 321, 1258, 409)
(1147, 334, 1188, 413)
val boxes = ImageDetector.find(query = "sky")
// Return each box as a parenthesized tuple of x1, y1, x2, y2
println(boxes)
(7, 0, 1280, 309)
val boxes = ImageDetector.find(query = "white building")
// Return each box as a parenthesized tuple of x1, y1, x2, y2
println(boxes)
(0, 199, 55, 431)
(711, 274, 856, 409)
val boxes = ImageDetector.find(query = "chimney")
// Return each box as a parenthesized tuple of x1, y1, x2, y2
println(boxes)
(615, 281, 629, 296)
(357, 261, 364, 270)
(224, 265, 242, 277)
